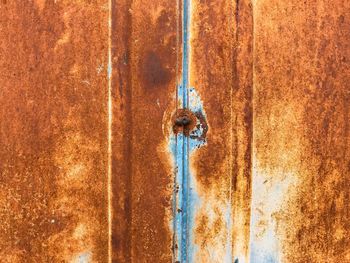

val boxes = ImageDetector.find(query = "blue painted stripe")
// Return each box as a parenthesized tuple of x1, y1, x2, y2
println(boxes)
(172, 0, 191, 261)
(172, 0, 208, 262)
(181, 0, 190, 261)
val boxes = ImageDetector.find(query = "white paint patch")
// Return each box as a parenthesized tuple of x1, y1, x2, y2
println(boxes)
(250, 157, 300, 262)
(189, 87, 204, 113)
(73, 251, 91, 263)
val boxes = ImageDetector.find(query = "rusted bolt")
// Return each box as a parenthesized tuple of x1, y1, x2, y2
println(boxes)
(175, 116, 192, 126)
(172, 109, 197, 136)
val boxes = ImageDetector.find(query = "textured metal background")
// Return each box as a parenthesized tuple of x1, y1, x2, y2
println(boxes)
(0, 0, 349, 262)
(0, 1, 109, 262)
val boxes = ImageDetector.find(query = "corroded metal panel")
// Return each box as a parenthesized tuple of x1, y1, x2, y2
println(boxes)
(111, 0, 179, 262)
(188, 0, 253, 262)
(0, 0, 109, 262)
(251, 0, 350, 262)
(2, 0, 350, 262)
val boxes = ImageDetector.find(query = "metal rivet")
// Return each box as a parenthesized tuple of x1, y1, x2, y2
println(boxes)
(175, 116, 191, 126)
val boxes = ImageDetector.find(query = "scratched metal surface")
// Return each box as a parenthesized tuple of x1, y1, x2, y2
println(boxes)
(1, 0, 350, 262)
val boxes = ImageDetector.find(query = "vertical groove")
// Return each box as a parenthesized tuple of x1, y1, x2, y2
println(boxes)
(182, 0, 190, 261)
(249, 0, 255, 261)
(107, 0, 113, 261)
(231, 0, 254, 261)
(173, 0, 181, 261)
(229, 0, 236, 260)
(174, 0, 190, 261)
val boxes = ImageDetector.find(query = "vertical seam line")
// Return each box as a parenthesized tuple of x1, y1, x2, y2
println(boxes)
(107, 0, 113, 261)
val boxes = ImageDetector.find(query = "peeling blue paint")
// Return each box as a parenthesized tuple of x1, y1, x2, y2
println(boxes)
(171, 0, 191, 260)
(250, 244, 278, 263)
(171, 86, 206, 262)
(171, 83, 208, 261)
(170, 1, 209, 262)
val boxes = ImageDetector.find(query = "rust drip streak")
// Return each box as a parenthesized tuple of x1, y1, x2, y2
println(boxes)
(108, 0, 113, 262)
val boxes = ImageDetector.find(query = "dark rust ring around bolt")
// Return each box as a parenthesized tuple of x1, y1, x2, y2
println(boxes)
(172, 109, 197, 136)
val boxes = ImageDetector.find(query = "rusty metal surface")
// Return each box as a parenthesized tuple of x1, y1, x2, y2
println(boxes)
(0, 0, 109, 262)
(1, 0, 350, 262)
(189, 0, 253, 262)
(251, 0, 350, 262)
(111, 0, 178, 262)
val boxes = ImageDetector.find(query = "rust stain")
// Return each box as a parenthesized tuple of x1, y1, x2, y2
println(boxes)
(142, 51, 172, 88)
(252, 0, 350, 262)
(111, 0, 178, 262)
(190, 0, 253, 262)
(0, 0, 109, 262)
(2, 0, 350, 262)
(231, 0, 254, 261)
(34, 0, 45, 12)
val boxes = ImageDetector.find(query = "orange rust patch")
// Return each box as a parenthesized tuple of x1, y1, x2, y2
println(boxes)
(190, 0, 253, 261)
(0, 0, 109, 261)
(34, 0, 45, 12)
(253, 0, 350, 261)
(2, 0, 350, 262)
(111, 0, 178, 262)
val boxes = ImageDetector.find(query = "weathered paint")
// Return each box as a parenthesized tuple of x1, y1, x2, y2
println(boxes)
(172, 0, 192, 260)
(2, 0, 350, 262)
(171, 86, 208, 262)
(171, 0, 253, 262)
